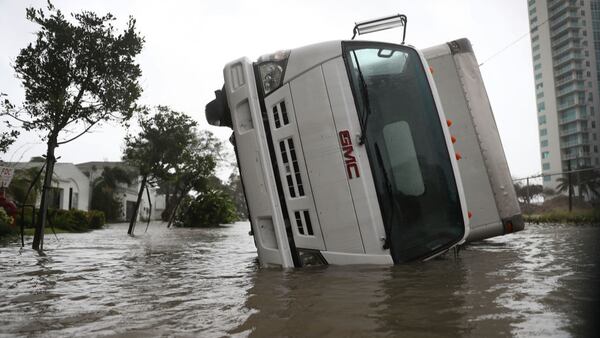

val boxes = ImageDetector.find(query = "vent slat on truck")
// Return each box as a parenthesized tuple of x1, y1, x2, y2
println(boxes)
(272, 101, 290, 129)
(294, 210, 314, 236)
(265, 85, 326, 251)
(279, 138, 305, 198)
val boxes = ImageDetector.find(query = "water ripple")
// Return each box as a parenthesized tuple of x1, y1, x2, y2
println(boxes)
(0, 222, 598, 337)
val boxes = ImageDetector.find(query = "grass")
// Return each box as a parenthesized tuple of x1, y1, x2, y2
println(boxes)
(524, 209, 600, 225)
(22, 227, 72, 236)
(0, 226, 88, 242)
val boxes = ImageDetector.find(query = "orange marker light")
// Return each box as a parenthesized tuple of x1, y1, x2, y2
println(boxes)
(447, 119, 453, 127)
(451, 135, 457, 144)
(468, 211, 473, 219)
(429, 66, 434, 74)
(455, 152, 462, 161)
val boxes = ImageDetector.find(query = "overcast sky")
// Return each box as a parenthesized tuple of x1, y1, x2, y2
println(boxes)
(0, 0, 539, 180)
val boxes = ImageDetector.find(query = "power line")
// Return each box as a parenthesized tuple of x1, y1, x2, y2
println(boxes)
(479, 17, 550, 67)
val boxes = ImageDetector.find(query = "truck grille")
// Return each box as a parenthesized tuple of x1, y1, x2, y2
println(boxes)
(272, 101, 290, 129)
(294, 210, 314, 236)
(279, 138, 305, 198)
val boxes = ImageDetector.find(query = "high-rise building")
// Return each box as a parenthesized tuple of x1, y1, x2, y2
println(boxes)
(527, 0, 600, 191)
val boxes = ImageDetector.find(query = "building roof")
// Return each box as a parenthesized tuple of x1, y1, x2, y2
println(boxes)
(1, 162, 89, 184)
(76, 161, 137, 176)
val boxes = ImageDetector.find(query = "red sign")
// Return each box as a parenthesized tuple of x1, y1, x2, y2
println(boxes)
(339, 130, 360, 179)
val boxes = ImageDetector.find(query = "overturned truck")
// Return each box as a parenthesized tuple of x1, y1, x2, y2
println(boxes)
(206, 15, 523, 268)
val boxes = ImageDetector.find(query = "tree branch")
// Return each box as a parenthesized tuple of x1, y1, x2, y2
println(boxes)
(56, 118, 101, 145)
(59, 68, 93, 130)
(2, 109, 32, 125)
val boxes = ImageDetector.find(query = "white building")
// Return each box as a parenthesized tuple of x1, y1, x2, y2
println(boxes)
(9, 162, 90, 211)
(5, 161, 164, 222)
(76, 161, 165, 221)
(527, 0, 600, 191)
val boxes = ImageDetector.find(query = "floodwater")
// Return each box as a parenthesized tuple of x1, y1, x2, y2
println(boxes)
(0, 222, 599, 337)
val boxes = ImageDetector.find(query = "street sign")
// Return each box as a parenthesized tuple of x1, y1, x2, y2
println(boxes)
(0, 166, 15, 188)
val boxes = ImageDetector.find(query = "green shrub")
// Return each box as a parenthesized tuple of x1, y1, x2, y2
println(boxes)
(49, 209, 77, 232)
(87, 210, 105, 229)
(177, 190, 237, 227)
(14, 207, 36, 228)
(6, 207, 105, 234)
(525, 209, 600, 225)
(47, 209, 99, 232)
(90, 184, 123, 222)
(71, 209, 90, 231)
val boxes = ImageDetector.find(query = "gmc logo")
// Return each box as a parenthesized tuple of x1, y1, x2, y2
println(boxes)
(339, 130, 360, 179)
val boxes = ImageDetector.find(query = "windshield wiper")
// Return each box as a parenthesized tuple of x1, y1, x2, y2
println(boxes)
(352, 50, 372, 145)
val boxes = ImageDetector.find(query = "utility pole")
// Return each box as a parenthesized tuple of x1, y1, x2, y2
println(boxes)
(568, 161, 573, 212)
(525, 177, 530, 209)
(127, 174, 147, 235)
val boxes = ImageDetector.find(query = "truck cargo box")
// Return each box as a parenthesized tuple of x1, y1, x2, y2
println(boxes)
(423, 38, 524, 242)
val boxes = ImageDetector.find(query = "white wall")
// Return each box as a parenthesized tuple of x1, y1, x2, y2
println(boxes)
(52, 163, 90, 211)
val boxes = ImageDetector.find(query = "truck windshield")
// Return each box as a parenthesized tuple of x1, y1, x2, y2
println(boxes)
(343, 42, 465, 263)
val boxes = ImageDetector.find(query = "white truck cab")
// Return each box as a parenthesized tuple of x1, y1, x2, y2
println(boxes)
(206, 16, 474, 267)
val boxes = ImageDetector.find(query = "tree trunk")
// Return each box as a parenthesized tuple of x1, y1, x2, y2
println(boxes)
(577, 170, 582, 201)
(167, 193, 185, 228)
(144, 185, 152, 233)
(32, 137, 57, 251)
(165, 183, 171, 218)
(127, 174, 147, 236)
(525, 177, 530, 208)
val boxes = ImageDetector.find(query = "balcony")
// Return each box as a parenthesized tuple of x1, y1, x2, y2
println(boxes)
(552, 31, 581, 48)
(553, 52, 583, 68)
(558, 106, 586, 121)
(554, 62, 583, 77)
(556, 82, 586, 97)
(549, 1, 577, 19)
(555, 73, 584, 86)
(552, 41, 582, 57)
(550, 20, 583, 38)
(551, 10, 579, 29)
(558, 102, 585, 113)
(562, 151, 591, 160)
(548, 0, 565, 10)
(560, 125, 588, 137)
(560, 139, 589, 149)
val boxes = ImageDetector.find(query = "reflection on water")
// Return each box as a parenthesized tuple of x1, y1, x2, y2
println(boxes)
(0, 222, 598, 337)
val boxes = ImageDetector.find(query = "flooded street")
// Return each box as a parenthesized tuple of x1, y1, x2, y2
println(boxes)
(1, 222, 599, 337)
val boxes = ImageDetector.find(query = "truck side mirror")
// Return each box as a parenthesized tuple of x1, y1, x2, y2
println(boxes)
(205, 85, 232, 128)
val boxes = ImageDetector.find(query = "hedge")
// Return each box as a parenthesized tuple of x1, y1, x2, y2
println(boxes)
(524, 209, 600, 225)
(14, 208, 106, 231)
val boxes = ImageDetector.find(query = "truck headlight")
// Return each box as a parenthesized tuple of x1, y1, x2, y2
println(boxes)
(297, 249, 327, 267)
(256, 50, 290, 95)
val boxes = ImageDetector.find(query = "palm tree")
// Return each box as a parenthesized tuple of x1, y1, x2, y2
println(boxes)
(90, 167, 133, 221)
(513, 182, 543, 205)
(556, 167, 600, 201)
(576, 167, 600, 200)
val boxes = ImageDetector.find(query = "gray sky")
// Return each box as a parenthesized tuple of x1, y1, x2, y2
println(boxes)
(0, 0, 539, 180)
